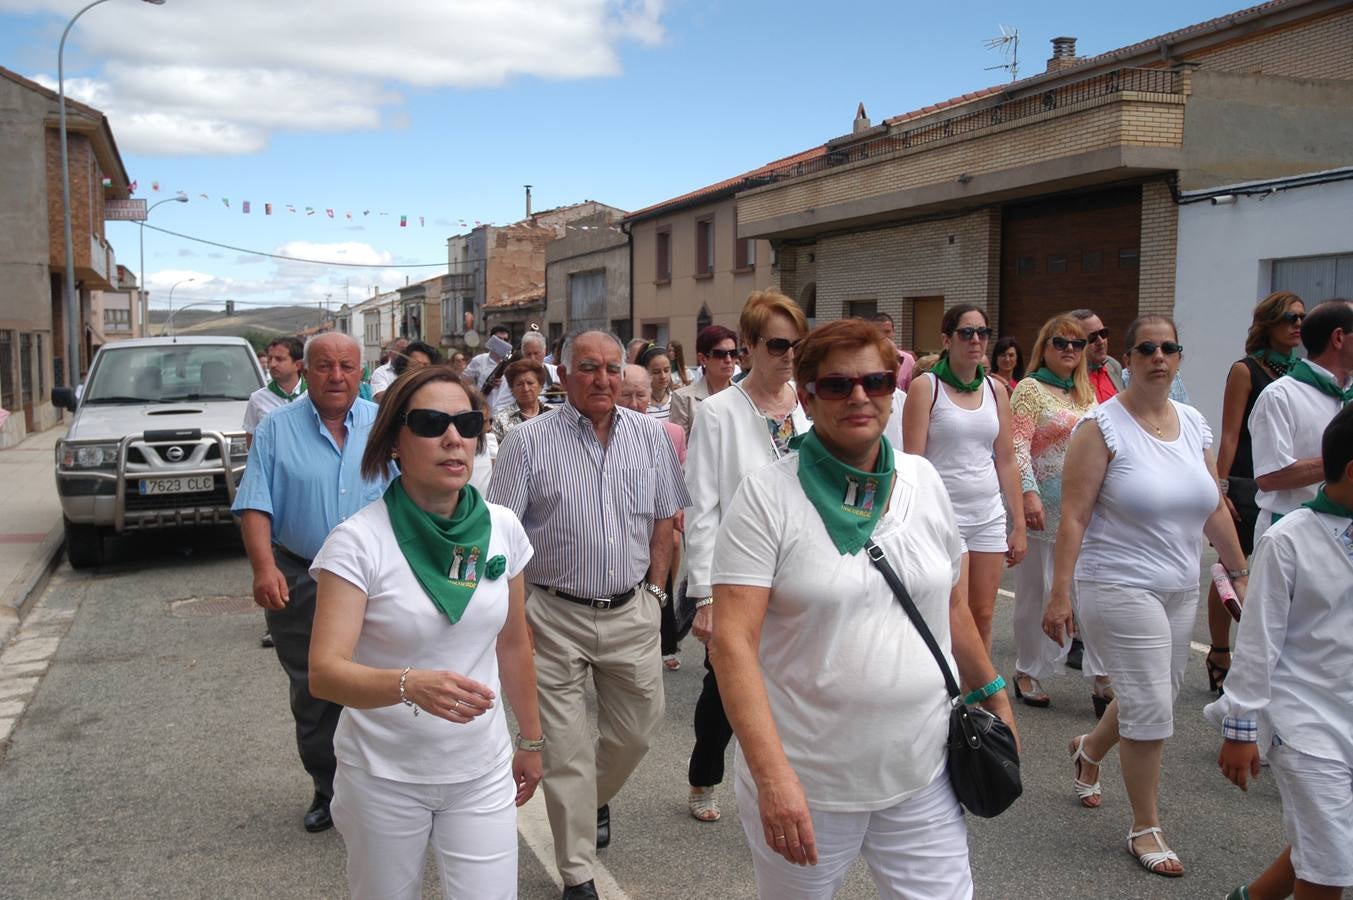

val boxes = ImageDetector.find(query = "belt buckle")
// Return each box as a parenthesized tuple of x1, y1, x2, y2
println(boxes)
(594, 597, 612, 610)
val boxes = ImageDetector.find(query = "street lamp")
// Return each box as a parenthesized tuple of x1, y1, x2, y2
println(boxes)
(139, 193, 188, 336)
(59, 0, 167, 386)
(162, 277, 195, 336)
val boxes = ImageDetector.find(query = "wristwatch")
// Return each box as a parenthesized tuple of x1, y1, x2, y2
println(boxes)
(515, 734, 546, 752)
(643, 582, 669, 606)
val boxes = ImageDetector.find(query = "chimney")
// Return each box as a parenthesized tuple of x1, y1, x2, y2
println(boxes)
(853, 101, 871, 135)
(524, 184, 533, 218)
(1046, 36, 1079, 73)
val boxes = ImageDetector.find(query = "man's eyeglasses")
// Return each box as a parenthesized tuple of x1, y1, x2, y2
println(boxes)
(400, 408, 485, 439)
(1129, 341, 1184, 357)
(953, 326, 993, 341)
(706, 348, 739, 361)
(1281, 311, 1305, 325)
(1085, 328, 1110, 342)
(1050, 336, 1088, 352)
(760, 337, 798, 357)
(807, 371, 897, 401)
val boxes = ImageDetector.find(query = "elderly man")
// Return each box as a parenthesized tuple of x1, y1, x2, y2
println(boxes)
(232, 332, 392, 833)
(485, 330, 559, 415)
(368, 337, 409, 399)
(1070, 308, 1124, 403)
(490, 332, 689, 900)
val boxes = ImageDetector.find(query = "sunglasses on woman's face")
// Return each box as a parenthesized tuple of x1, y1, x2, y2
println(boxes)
(1130, 341, 1184, 357)
(1281, 311, 1305, 325)
(808, 371, 897, 401)
(706, 348, 739, 361)
(400, 408, 485, 439)
(953, 326, 993, 341)
(760, 337, 797, 357)
(1050, 336, 1088, 352)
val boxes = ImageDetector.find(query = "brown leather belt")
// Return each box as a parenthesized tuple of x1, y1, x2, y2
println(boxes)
(536, 584, 637, 610)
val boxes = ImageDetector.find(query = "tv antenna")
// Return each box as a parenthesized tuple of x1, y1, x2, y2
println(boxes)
(983, 25, 1019, 81)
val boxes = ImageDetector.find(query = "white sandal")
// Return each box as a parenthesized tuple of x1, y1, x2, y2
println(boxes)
(688, 786, 720, 822)
(1126, 826, 1183, 877)
(1069, 734, 1102, 808)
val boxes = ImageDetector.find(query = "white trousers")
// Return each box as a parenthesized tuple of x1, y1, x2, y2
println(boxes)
(1012, 538, 1069, 680)
(735, 770, 972, 900)
(1075, 581, 1198, 740)
(1270, 742, 1353, 887)
(331, 761, 519, 900)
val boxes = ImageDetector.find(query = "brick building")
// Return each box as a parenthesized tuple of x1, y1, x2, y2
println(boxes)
(543, 210, 631, 348)
(0, 66, 132, 446)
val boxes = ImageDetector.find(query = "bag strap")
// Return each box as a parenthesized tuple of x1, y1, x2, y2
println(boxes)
(865, 538, 960, 700)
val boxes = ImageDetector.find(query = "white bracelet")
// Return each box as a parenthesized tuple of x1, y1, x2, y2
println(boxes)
(399, 666, 420, 717)
(694, 597, 714, 609)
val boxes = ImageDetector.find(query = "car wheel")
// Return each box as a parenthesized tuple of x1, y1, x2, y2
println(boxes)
(64, 518, 106, 569)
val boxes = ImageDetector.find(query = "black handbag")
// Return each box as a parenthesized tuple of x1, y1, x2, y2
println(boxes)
(865, 539, 1022, 818)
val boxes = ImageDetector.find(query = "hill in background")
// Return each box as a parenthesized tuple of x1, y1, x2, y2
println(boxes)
(146, 306, 331, 347)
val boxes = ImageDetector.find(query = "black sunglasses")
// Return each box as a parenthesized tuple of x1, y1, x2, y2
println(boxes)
(1130, 341, 1184, 357)
(400, 408, 485, 439)
(1050, 336, 1088, 352)
(760, 337, 798, 357)
(706, 348, 739, 360)
(1281, 311, 1305, 325)
(1085, 328, 1110, 342)
(808, 371, 897, 401)
(953, 326, 993, 341)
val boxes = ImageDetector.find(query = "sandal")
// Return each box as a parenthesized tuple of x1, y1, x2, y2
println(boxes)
(688, 786, 720, 822)
(1226, 888, 1250, 900)
(663, 654, 681, 671)
(1013, 672, 1051, 708)
(1126, 826, 1183, 877)
(1205, 645, 1230, 695)
(1069, 734, 1103, 808)
(1091, 677, 1115, 720)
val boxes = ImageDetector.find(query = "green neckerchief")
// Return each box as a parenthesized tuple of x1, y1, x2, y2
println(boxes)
(383, 477, 502, 624)
(1030, 367, 1075, 391)
(1250, 348, 1297, 376)
(1303, 487, 1353, 520)
(932, 357, 986, 393)
(794, 429, 896, 556)
(1288, 359, 1353, 404)
(267, 377, 306, 401)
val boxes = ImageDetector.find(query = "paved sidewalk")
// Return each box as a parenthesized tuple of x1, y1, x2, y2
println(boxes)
(0, 425, 66, 646)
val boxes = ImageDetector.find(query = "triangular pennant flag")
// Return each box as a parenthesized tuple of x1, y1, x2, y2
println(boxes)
(200, 193, 209, 200)
(286, 204, 296, 213)
(306, 207, 315, 215)
(326, 209, 334, 218)
(222, 198, 230, 208)
(242, 201, 251, 214)
(151, 181, 160, 192)
(265, 203, 272, 215)
(345, 212, 352, 220)
(419, 216, 425, 227)
(363, 210, 370, 216)
(400, 215, 407, 227)
(129, 180, 138, 193)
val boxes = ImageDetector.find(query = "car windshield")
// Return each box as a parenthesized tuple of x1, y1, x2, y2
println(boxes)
(83, 344, 263, 404)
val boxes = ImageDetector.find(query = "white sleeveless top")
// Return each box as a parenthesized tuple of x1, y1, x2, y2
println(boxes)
(1075, 397, 1219, 591)
(922, 373, 1004, 528)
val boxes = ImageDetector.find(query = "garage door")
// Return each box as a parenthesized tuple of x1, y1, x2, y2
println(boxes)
(1272, 253, 1353, 303)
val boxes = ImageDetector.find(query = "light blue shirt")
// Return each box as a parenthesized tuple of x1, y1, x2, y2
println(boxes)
(231, 393, 391, 560)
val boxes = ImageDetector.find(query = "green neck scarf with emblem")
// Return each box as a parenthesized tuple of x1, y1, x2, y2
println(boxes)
(793, 429, 895, 556)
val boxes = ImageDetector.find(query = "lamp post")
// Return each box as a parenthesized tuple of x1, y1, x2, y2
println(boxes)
(59, 0, 167, 386)
(162, 277, 195, 336)
(138, 193, 188, 336)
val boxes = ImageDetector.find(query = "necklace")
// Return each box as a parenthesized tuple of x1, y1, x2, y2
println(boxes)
(1129, 405, 1171, 437)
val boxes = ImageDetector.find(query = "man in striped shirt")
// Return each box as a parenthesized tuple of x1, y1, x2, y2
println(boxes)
(490, 331, 689, 900)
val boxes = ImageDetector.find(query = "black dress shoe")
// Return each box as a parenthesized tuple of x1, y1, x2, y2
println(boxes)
(1066, 637, 1084, 670)
(562, 880, 599, 900)
(260, 631, 274, 648)
(303, 794, 332, 833)
(596, 804, 610, 849)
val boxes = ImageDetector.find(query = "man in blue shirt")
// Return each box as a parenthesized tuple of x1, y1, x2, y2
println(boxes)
(232, 332, 391, 833)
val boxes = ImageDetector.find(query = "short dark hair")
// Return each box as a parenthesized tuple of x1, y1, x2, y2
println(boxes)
(361, 365, 483, 481)
(991, 335, 1025, 382)
(491, 325, 511, 339)
(1300, 299, 1353, 357)
(504, 359, 547, 389)
(870, 312, 895, 327)
(795, 319, 895, 388)
(267, 336, 304, 362)
(393, 340, 442, 376)
(696, 325, 737, 357)
(1322, 403, 1353, 483)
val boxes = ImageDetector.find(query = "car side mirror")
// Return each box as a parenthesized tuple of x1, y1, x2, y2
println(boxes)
(51, 387, 77, 411)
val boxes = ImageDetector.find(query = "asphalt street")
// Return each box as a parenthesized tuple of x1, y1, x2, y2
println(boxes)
(0, 530, 1287, 899)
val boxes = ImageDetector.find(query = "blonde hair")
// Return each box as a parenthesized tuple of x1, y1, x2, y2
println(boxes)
(1027, 314, 1094, 407)
(739, 290, 808, 345)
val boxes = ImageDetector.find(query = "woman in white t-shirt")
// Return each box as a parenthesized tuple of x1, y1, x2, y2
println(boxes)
(711, 319, 1016, 900)
(1043, 315, 1248, 880)
(309, 365, 542, 900)
(903, 303, 1027, 653)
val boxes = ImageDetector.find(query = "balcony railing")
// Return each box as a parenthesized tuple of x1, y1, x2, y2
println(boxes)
(750, 67, 1180, 187)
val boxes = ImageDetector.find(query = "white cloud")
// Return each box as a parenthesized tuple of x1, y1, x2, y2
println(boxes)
(15, 0, 664, 155)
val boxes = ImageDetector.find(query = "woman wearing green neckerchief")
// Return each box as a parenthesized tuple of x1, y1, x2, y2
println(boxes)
(710, 319, 1016, 898)
(1210, 290, 1306, 694)
(902, 303, 1028, 657)
(308, 365, 542, 900)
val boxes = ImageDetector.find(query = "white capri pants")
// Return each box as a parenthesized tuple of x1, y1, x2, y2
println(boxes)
(1269, 741, 1353, 888)
(1074, 581, 1198, 741)
(734, 768, 972, 900)
(1012, 538, 1069, 681)
(331, 760, 519, 900)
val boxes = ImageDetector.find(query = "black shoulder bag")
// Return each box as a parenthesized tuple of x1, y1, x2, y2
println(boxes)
(865, 538, 1022, 818)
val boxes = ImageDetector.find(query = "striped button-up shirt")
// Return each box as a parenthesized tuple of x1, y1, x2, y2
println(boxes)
(489, 400, 689, 597)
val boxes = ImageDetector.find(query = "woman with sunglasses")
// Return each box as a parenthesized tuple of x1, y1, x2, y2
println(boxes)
(1009, 315, 1097, 710)
(1207, 291, 1306, 693)
(682, 290, 810, 823)
(711, 318, 1014, 898)
(670, 325, 739, 435)
(1043, 315, 1248, 878)
(902, 304, 1027, 652)
(308, 365, 542, 899)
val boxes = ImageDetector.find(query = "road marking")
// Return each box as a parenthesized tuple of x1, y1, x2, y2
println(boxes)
(997, 588, 1014, 599)
(517, 792, 631, 900)
(999, 588, 1211, 655)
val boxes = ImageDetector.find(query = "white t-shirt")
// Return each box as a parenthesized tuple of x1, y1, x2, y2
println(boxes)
(882, 387, 907, 451)
(470, 431, 498, 496)
(1075, 397, 1218, 591)
(922, 374, 1004, 528)
(368, 362, 397, 395)
(243, 385, 294, 435)
(713, 449, 962, 811)
(310, 498, 533, 784)
(1249, 361, 1350, 518)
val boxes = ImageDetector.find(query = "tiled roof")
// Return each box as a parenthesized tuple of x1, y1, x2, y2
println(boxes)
(624, 144, 829, 222)
(486, 285, 545, 309)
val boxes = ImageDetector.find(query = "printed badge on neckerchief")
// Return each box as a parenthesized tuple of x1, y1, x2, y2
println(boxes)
(793, 429, 896, 556)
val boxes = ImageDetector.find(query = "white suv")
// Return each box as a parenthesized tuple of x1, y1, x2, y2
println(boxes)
(51, 336, 264, 567)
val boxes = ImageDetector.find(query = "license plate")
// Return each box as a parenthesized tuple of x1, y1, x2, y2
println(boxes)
(138, 475, 215, 495)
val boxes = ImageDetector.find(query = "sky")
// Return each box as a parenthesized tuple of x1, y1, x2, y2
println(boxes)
(0, 0, 1246, 313)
